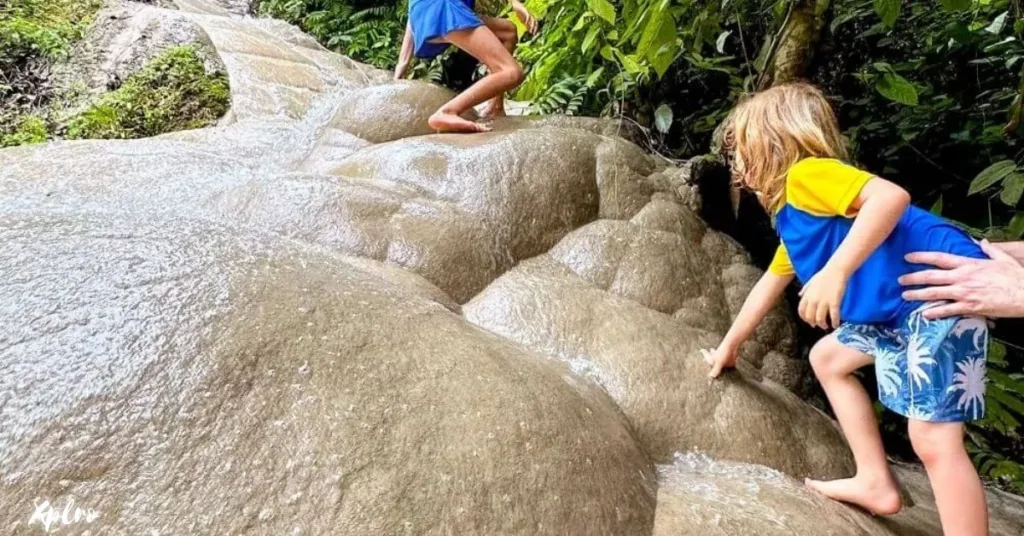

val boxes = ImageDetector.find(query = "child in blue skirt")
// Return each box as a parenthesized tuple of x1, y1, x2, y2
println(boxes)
(703, 83, 990, 536)
(394, 0, 537, 132)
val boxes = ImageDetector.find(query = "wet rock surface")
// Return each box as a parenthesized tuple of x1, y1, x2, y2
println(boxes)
(0, 214, 655, 534)
(653, 455, 1024, 536)
(1, 0, 1022, 534)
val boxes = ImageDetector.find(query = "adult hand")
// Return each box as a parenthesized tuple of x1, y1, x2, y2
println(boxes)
(900, 240, 1024, 319)
(511, 0, 539, 34)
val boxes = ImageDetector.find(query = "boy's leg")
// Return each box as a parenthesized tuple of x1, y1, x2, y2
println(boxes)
(805, 334, 902, 515)
(430, 26, 524, 133)
(479, 17, 518, 118)
(909, 417, 987, 535)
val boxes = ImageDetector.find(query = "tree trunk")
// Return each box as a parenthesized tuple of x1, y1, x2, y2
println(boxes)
(758, 0, 831, 89)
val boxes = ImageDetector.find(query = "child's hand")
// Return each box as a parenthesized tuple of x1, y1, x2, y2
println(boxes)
(394, 61, 410, 81)
(798, 265, 849, 329)
(702, 345, 739, 379)
(511, 0, 539, 34)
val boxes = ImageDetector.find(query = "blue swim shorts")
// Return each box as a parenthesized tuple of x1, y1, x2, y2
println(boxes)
(835, 303, 988, 422)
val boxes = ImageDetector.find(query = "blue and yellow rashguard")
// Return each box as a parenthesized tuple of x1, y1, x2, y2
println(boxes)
(770, 158, 990, 422)
(768, 157, 986, 326)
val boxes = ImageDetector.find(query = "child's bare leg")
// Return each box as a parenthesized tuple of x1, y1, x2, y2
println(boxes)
(909, 421, 987, 536)
(429, 26, 524, 132)
(805, 335, 902, 515)
(479, 17, 518, 118)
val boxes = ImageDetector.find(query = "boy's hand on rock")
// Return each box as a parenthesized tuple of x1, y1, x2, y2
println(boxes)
(394, 61, 410, 81)
(702, 346, 738, 379)
(799, 265, 848, 330)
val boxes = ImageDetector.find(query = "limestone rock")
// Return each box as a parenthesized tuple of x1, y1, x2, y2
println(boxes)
(653, 454, 1024, 536)
(463, 242, 854, 478)
(330, 81, 478, 144)
(4, 0, 1022, 533)
(0, 214, 656, 535)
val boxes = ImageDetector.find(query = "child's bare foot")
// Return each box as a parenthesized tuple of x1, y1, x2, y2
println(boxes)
(805, 475, 902, 515)
(428, 111, 491, 133)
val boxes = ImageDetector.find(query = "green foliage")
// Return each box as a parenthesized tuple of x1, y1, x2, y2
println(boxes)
(513, 0, 707, 111)
(0, 114, 47, 147)
(259, 0, 406, 69)
(969, 340, 1024, 493)
(529, 74, 589, 115)
(0, 0, 103, 142)
(873, 0, 900, 27)
(66, 46, 229, 140)
(0, 0, 103, 65)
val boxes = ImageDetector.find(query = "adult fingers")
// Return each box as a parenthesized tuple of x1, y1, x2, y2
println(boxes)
(898, 268, 960, 287)
(981, 239, 1018, 263)
(921, 301, 972, 320)
(903, 251, 976, 269)
(901, 285, 959, 303)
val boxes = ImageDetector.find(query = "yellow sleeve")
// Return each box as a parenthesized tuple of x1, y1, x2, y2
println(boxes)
(786, 158, 874, 217)
(768, 244, 795, 276)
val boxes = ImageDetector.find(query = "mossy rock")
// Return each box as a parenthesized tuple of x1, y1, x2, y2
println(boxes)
(66, 45, 230, 140)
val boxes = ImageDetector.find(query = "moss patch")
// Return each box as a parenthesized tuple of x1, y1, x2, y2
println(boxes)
(0, 0, 104, 64)
(0, 115, 48, 147)
(66, 45, 230, 140)
(0, 0, 104, 143)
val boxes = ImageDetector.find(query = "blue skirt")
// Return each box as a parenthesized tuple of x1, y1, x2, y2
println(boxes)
(409, 0, 483, 59)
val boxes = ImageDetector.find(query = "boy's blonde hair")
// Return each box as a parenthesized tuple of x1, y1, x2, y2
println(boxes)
(726, 82, 848, 211)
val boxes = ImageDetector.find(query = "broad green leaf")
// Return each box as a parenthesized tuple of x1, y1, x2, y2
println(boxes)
(940, 0, 971, 11)
(636, 8, 666, 59)
(650, 41, 679, 78)
(930, 195, 943, 215)
(1001, 172, 1024, 206)
(986, 11, 1008, 34)
(582, 24, 601, 53)
(572, 13, 591, 32)
(875, 72, 918, 105)
(618, 53, 645, 74)
(586, 0, 616, 24)
(600, 44, 614, 61)
(873, 0, 900, 26)
(968, 160, 1016, 195)
(1008, 213, 1024, 238)
(654, 104, 673, 133)
(585, 67, 605, 87)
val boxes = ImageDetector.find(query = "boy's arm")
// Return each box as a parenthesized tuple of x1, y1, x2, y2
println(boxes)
(394, 23, 413, 80)
(707, 270, 794, 378)
(799, 177, 910, 328)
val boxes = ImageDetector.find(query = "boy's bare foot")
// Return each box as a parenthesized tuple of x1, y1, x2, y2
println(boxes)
(428, 111, 491, 133)
(805, 475, 903, 515)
